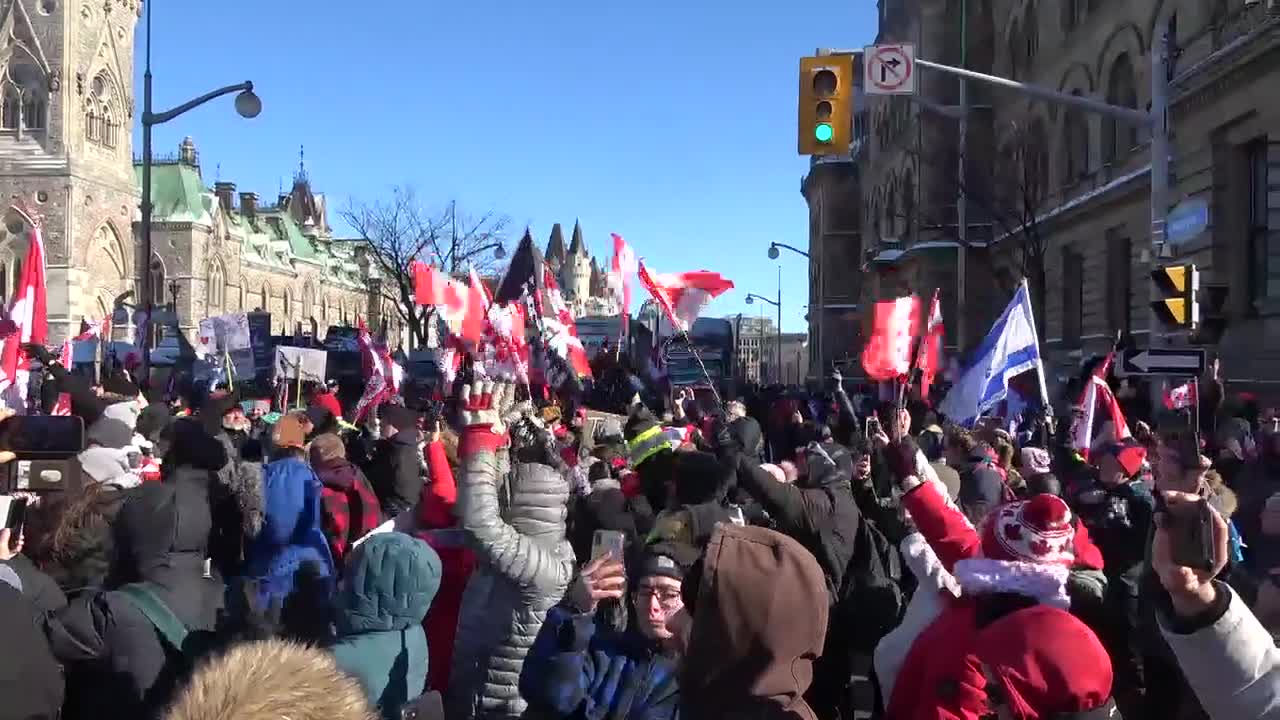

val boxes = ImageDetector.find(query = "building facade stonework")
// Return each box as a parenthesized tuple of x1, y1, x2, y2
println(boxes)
(0, 0, 385, 345)
(844, 0, 1280, 396)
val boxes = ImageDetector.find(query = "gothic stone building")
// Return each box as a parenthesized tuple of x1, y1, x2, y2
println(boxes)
(543, 219, 620, 318)
(0, 0, 382, 345)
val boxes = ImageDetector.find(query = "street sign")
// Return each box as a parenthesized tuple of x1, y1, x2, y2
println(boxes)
(864, 44, 916, 95)
(1121, 347, 1205, 376)
(1166, 197, 1210, 247)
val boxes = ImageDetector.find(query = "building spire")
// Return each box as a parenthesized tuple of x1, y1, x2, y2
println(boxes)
(569, 219, 586, 255)
(294, 144, 308, 185)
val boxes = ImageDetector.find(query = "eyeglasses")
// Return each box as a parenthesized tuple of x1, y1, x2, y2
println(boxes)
(636, 587, 683, 609)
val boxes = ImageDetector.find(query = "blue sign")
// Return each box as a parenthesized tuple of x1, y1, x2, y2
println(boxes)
(1166, 197, 1210, 246)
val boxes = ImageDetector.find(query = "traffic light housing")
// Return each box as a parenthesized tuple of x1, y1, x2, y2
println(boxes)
(1151, 264, 1198, 328)
(1190, 282, 1229, 345)
(798, 54, 853, 156)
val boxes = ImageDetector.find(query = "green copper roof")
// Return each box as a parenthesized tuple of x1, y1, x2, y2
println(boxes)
(136, 162, 213, 225)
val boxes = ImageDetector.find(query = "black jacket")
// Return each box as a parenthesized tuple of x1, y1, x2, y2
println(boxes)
(41, 481, 224, 720)
(0, 583, 63, 720)
(369, 428, 423, 514)
(733, 443, 860, 604)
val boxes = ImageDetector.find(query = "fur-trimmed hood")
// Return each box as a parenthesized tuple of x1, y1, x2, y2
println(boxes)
(164, 639, 378, 720)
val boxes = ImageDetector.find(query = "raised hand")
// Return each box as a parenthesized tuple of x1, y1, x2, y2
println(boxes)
(458, 379, 512, 457)
(565, 555, 627, 614)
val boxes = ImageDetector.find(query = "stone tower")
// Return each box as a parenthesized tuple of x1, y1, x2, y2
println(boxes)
(545, 223, 566, 277)
(0, 0, 142, 341)
(565, 219, 590, 300)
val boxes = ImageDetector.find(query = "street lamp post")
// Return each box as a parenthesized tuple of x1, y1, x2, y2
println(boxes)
(768, 242, 811, 378)
(744, 287, 781, 385)
(139, 1, 261, 378)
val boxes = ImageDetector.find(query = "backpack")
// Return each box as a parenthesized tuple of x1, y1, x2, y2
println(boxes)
(836, 517, 906, 652)
(116, 582, 219, 703)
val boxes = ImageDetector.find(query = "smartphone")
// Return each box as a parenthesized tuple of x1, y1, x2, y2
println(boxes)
(0, 495, 27, 548)
(1155, 493, 1217, 572)
(865, 417, 882, 440)
(0, 415, 86, 460)
(591, 529, 625, 563)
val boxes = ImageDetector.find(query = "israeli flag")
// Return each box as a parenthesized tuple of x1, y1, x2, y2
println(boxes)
(939, 281, 1046, 425)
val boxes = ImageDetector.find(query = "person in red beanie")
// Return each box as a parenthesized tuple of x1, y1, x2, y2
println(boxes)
(971, 605, 1118, 719)
(881, 437, 1108, 720)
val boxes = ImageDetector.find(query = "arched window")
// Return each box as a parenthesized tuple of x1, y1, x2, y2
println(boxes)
(902, 170, 915, 239)
(207, 262, 225, 314)
(86, 73, 120, 149)
(1027, 117, 1050, 204)
(283, 287, 293, 326)
(3, 63, 46, 132)
(1102, 54, 1139, 164)
(149, 257, 166, 307)
(260, 283, 270, 313)
(1007, 21, 1022, 79)
(1023, 3, 1039, 61)
(1063, 91, 1089, 183)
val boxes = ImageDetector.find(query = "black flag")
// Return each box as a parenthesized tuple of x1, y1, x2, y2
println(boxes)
(494, 228, 544, 306)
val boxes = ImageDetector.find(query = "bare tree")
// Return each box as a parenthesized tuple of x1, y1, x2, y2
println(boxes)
(341, 187, 510, 347)
(889, 115, 1052, 321)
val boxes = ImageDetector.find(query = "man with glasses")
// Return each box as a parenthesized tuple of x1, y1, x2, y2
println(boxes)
(519, 545, 691, 720)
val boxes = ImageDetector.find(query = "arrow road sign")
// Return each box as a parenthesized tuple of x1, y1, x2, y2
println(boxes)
(864, 44, 916, 95)
(1121, 347, 1206, 376)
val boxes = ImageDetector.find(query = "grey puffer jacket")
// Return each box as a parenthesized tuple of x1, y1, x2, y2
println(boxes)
(448, 447, 575, 720)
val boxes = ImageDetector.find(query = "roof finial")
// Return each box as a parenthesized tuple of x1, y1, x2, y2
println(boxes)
(294, 144, 308, 184)
(215, 163, 221, 182)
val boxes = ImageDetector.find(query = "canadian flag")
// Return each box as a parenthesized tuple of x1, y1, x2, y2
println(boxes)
(352, 319, 403, 423)
(636, 262, 734, 333)
(1069, 353, 1131, 459)
(410, 260, 485, 344)
(914, 289, 944, 399)
(537, 263, 592, 379)
(609, 233, 637, 332)
(1164, 380, 1195, 410)
(52, 317, 110, 416)
(861, 296, 921, 381)
(0, 226, 47, 411)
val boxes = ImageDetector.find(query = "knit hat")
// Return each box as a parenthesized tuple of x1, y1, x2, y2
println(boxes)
(638, 542, 696, 583)
(379, 404, 419, 433)
(980, 493, 1079, 567)
(1020, 446, 1052, 475)
(309, 433, 346, 465)
(972, 605, 1116, 718)
(272, 414, 307, 450)
(100, 372, 139, 398)
(87, 417, 135, 450)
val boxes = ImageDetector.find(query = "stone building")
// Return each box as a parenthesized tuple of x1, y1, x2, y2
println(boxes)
(543, 220, 619, 317)
(983, 0, 1280, 392)
(146, 138, 385, 341)
(0, 0, 385, 346)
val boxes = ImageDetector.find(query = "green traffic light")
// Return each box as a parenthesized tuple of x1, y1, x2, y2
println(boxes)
(814, 123, 833, 143)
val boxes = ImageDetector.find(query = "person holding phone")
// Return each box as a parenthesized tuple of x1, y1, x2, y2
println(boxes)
(520, 545, 690, 720)
(1153, 491, 1279, 718)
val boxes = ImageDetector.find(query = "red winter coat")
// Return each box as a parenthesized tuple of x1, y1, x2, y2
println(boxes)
(310, 390, 343, 420)
(414, 439, 476, 692)
(886, 482, 1105, 720)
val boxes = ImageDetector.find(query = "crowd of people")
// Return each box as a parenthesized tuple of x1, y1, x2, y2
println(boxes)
(0, 344, 1277, 720)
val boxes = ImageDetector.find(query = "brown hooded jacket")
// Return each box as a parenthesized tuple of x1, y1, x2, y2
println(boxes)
(681, 523, 829, 720)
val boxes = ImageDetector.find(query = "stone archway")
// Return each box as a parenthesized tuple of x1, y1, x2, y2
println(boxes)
(87, 222, 129, 320)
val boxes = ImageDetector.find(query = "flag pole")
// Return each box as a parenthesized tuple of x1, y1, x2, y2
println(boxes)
(1020, 277, 1052, 416)
(679, 326, 722, 408)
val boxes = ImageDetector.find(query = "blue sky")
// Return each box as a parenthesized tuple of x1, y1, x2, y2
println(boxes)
(132, 1, 876, 332)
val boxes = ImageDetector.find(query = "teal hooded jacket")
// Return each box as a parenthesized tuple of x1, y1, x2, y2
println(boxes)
(330, 532, 442, 719)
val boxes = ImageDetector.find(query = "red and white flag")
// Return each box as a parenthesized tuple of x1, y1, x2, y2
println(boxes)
(52, 317, 110, 416)
(0, 226, 47, 411)
(609, 233, 637, 332)
(636, 262, 734, 333)
(1164, 381, 1195, 410)
(536, 263, 592, 379)
(1069, 353, 1131, 459)
(914, 289, 945, 399)
(410, 260, 486, 344)
(861, 296, 921, 381)
(352, 319, 402, 423)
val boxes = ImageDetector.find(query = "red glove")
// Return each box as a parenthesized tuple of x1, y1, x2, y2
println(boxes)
(458, 380, 512, 458)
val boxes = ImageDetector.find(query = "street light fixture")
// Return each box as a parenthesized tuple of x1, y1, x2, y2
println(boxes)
(768, 241, 816, 379)
(139, 1, 261, 378)
(744, 289, 782, 385)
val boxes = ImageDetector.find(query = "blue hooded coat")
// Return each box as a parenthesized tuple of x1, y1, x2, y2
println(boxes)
(330, 532, 442, 719)
(243, 456, 336, 611)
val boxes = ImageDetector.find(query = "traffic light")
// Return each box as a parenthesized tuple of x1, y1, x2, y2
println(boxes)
(798, 54, 853, 156)
(1190, 282, 1229, 345)
(1151, 264, 1198, 328)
